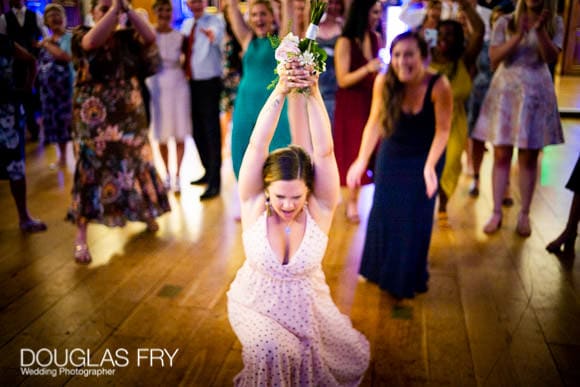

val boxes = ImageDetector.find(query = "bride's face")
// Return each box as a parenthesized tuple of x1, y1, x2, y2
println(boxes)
(267, 179, 308, 222)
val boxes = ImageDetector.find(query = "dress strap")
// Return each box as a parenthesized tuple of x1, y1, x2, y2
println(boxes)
(421, 73, 441, 111)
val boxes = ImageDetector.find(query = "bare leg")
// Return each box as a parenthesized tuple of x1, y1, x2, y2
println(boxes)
(57, 141, 67, 166)
(515, 149, 539, 237)
(174, 141, 185, 193)
(346, 187, 360, 224)
(159, 142, 170, 189)
(74, 218, 91, 264)
(175, 141, 185, 178)
(465, 138, 474, 175)
(159, 142, 170, 177)
(9, 178, 46, 232)
(469, 139, 485, 197)
(483, 145, 513, 233)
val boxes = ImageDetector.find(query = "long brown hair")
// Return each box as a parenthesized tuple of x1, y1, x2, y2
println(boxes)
(262, 145, 314, 192)
(380, 31, 429, 138)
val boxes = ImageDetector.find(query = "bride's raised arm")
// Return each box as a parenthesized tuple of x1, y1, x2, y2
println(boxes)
(237, 62, 311, 209)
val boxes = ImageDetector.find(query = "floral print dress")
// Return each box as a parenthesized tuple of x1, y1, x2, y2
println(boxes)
(0, 35, 25, 182)
(68, 27, 170, 226)
(37, 32, 73, 145)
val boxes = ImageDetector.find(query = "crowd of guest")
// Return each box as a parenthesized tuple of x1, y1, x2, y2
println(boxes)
(0, 0, 576, 384)
(0, 0, 575, 291)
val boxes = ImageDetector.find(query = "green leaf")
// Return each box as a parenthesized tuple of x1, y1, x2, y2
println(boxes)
(268, 33, 280, 49)
(309, 0, 328, 25)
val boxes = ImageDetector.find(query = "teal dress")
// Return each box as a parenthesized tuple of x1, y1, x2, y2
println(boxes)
(231, 37, 291, 178)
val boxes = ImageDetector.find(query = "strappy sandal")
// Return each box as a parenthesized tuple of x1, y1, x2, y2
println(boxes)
(20, 219, 47, 233)
(74, 242, 92, 264)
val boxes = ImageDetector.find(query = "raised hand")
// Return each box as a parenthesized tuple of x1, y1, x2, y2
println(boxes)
(517, 13, 531, 36)
(533, 9, 551, 31)
(278, 60, 316, 95)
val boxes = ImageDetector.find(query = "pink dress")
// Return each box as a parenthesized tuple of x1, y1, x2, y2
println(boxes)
(227, 209, 370, 386)
(471, 15, 564, 148)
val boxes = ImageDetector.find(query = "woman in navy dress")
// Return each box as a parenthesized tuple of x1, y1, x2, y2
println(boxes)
(347, 31, 452, 300)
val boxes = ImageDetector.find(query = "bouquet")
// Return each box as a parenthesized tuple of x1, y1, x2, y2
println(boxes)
(268, 0, 328, 92)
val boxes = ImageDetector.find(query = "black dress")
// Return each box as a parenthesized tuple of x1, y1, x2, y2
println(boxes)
(360, 74, 445, 299)
(566, 155, 580, 193)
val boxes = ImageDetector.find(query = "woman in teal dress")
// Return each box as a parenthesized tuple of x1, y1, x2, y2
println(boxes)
(226, 0, 291, 179)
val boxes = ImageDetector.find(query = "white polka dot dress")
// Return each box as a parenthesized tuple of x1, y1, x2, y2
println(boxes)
(227, 209, 370, 386)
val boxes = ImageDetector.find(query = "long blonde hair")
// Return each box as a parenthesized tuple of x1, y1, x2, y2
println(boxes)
(509, 0, 558, 38)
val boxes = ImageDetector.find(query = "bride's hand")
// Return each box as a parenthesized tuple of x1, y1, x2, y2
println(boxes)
(277, 60, 313, 95)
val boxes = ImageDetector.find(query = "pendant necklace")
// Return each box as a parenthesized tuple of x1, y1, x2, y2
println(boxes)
(282, 221, 292, 265)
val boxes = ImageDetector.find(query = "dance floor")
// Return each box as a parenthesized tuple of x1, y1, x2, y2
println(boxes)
(0, 76, 579, 385)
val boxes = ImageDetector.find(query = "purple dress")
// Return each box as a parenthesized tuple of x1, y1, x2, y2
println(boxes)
(471, 15, 564, 148)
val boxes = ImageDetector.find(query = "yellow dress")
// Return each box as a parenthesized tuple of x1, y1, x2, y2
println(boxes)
(429, 60, 472, 198)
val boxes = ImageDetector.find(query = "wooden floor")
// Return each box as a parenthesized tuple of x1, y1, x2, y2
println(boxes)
(0, 76, 579, 386)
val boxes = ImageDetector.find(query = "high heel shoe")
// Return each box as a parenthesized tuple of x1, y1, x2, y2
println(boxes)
(516, 212, 531, 237)
(483, 212, 502, 234)
(74, 242, 92, 264)
(546, 232, 577, 256)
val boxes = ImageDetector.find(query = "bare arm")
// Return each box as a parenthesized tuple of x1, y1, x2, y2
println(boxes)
(335, 36, 381, 88)
(227, 0, 252, 50)
(346, 73, 384, 188)
(489, 15, 525, 71)
(82, 0, 155, 50)
(458, 0, 484, 66)
(423, 75, 452, 198)
(533, 11, 560, 64)
(238, 67, 311, 204)
(14, 42, 37, 91)
(81, 4, 121, 50)
(306, 80, 340, 216)
(279, 0, 292, 37)
(39, 36, 72, 62)
(125, 4, 156, 45)
(287, 92, 312, 154)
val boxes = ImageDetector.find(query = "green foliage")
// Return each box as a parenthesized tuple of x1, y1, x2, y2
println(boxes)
(268, 33, 281, 50)
(310, 0, 328, 25)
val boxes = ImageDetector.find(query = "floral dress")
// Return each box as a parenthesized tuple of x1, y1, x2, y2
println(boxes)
(0, 34, 25, 182)
(472, 15, 564, 148)
(37, 32, 73, 145)
(68, 27, 170, 226)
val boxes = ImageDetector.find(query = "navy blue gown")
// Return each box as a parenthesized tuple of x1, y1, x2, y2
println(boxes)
(360, 74, 444, 299)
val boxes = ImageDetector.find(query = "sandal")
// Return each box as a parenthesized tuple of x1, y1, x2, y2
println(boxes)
(74, 242, 92, 264)
(20, 219, 47, 233)
(146, 219, 159, 232)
